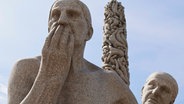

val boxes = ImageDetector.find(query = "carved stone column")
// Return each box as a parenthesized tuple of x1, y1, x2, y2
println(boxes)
(102, 0, 130, 86)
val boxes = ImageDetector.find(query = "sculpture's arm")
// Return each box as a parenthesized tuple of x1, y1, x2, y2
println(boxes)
(20, 26, 74, 104)
(8, 25, 74, 104)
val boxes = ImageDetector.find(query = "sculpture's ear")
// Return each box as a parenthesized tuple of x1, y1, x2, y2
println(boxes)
(170, 100, 175, 104)
(85, 27, 93, 41)
(141, 86, 144, 96)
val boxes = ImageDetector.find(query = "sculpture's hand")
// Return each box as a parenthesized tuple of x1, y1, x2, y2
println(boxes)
(19, 25, 74, 104)
(41, 24, 74, 77)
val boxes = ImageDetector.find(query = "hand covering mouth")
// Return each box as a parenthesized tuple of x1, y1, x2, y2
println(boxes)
(146, 97, 159, 104)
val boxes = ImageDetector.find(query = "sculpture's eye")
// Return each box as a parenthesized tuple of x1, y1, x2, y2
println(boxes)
(147, 80, 156, 89)
(52, 9, 60, 21)
(160, 86, 171, 94)
(66, 10, 81, 20)
(149, 84, 156, 89)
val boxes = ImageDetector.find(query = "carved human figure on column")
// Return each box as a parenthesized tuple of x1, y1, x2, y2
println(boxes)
(8, 0, 137, 104)
(141, 72, 178, 104)
(102, 0, 130, 86)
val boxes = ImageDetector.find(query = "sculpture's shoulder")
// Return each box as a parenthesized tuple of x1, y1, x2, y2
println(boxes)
(8, 56, 41, 104)
(99, 71, 138, 104)
(84, 60, 129, 90)
(10, 56, 41, 81)
(84, 61, 138, 104)
(85, 59, 123, 81)
(14, 56, 40, 70)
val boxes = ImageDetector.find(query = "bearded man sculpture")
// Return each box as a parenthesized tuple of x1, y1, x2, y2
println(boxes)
(141, 72, 178, 104)
(8, 0, 137, 104)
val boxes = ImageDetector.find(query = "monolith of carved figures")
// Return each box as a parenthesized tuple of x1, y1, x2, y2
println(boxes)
(102, 0, 130, 86)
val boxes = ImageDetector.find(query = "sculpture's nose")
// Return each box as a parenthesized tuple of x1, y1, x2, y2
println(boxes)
(58, 12, 68, 25)
(152, 86, 159, 96)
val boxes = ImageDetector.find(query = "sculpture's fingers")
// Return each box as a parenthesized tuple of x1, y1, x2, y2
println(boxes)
(43, 26, 57, 49)
(58, 26, 73, 50)
(50, 25, 63, 48)
(50, 22, 58, 31)
(67, 34, 74, 56)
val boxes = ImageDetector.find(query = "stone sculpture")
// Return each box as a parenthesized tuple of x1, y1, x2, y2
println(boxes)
(141, 72, 178, 104)
(8, 0, 137, 104)
(102, 0, 129, 86)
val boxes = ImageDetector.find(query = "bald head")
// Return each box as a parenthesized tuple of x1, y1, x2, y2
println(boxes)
(142, 72, 178, 104)
(146, 72, 178, 99)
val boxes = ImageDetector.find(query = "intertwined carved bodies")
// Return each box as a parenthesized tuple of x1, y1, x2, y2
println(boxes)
(8, 0, 137, 104)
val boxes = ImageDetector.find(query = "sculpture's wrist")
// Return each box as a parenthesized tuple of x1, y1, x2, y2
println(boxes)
(40, 62, 70, 76)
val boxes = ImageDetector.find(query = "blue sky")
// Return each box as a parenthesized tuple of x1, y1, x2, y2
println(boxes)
(0, 0, 184, 103)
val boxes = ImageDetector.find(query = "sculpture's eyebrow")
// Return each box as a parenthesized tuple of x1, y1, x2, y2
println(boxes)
(52, 7, 60, 12)
(66, 9, 81, 16)
(147, 80, 156, 85)
(51, 7, 61, 17)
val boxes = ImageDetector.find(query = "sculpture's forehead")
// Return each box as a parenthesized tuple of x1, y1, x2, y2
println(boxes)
(151, 74, 168, 80)
(52, 1, 81, 10)
(147, 73, 175, 84)
(148, 77, 172, 87)
(149, 77, 164, 83)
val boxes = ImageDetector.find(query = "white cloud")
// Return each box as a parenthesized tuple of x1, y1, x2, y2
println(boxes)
(0, 83, 7, 104)
(0, 83, 7, 95)
(0, 96, 7, 104)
